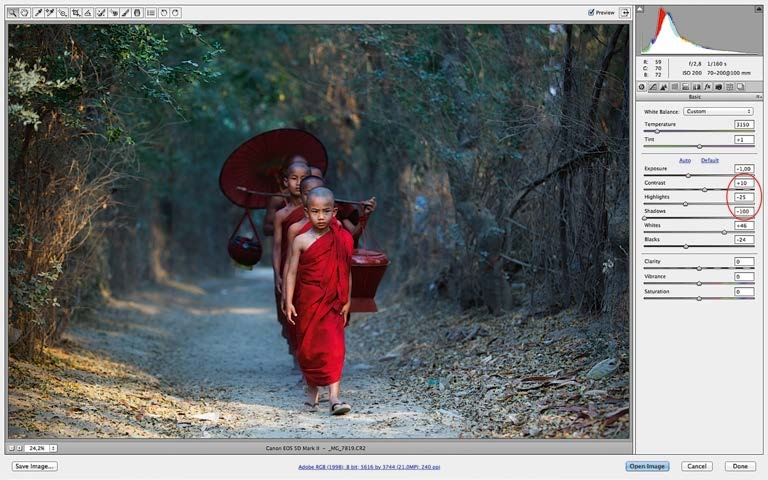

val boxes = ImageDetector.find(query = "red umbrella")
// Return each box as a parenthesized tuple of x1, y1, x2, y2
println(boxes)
(219, 128, 328, 209)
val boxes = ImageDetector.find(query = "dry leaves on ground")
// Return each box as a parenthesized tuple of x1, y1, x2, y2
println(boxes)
(347, 299, 629, 439)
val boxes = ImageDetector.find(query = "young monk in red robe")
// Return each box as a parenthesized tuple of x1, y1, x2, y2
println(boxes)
(280, 175, 337, 402)
(282, 179, 376, 292)
(282, 184, 377, 330)
(284, 187, 353, 415)
(263, 155, 309, 237)
(272, 162, 310, 357)
(280, 180, 377, 402)
(282, 176, 328, 300)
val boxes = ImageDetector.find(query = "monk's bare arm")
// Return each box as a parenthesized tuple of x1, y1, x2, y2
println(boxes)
(342, 218, 359, 238)
(343, 197, 377, 241)
(281, 222, 303, 303)
(263, 196, 283, 236)
(284, 235, 304, 325)
(340, 237, 353, 324)
(341, 269, 352, 325)
(272, 209, 286, 291)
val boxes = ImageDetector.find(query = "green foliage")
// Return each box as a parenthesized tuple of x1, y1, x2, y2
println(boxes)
(9, 253, 63, 326)
(8, 57, 78, 129)
(7, 22, 628, 356)
(7, 24, 225, 358)
(11, 24, 223, 129)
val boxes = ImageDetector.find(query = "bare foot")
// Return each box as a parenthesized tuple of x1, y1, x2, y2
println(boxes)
(318, 388, 330, 403)
(304, 384, 319, 412)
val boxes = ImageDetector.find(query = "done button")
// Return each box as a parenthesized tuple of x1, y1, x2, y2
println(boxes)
(626, 461, 670, 472)
(725, 461, 756, 472)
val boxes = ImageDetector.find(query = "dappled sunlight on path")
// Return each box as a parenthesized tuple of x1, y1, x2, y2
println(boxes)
(9, 268, 467, 438)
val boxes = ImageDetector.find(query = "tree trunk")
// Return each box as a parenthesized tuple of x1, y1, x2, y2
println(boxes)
(439, 25, 509, 312)
(583, 25, 626, 311)
(556, 25, 575, 305)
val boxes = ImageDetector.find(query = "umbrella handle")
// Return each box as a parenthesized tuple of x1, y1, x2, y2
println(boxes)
(236, 186, 288, 198)
(333, 197, 361, 205)
(236, 185, 364, 205)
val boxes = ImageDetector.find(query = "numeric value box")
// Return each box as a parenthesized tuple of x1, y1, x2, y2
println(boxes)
(733, 206, 755, 217)
(734, 178, 755, 188)
(734, 272, 755, 281)
(734, 221, 755, 230)
(734, 120, 755, 129)
(735, 164, 755, 173)
(734, 257, 755, 266)
(732, 192, 755, 203)
(734, 287, 755, 297)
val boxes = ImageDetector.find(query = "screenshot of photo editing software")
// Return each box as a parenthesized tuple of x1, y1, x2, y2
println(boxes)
(2, 0, 765, 478)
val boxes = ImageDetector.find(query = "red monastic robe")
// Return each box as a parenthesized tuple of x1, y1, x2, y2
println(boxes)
(275, 205, 309, 354)
(281, 206, 308, 273)
(293, 222, 353, 387)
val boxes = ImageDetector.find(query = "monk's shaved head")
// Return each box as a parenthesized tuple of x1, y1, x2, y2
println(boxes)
(310, 166, 323, 178)
(283, 154, 308, 168)
(305, 186, 335, 207)
(300, 175, 325, 194)
(284, 162, 310, 178)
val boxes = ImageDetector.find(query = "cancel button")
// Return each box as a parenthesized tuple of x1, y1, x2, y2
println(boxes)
(682, 461, 712, 472)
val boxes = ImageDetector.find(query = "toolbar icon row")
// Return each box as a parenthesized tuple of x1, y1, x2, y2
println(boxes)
(638, 82, 747, 92)
(8, 6, 182, 19)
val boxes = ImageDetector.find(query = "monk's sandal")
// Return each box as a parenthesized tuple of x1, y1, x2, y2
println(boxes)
(330, 402, 351, 416)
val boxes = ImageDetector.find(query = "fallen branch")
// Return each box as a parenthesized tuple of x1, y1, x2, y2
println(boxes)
(499, 253, 559, 274)
(507, 144, 609, 218)
(504, 218, 547, 238)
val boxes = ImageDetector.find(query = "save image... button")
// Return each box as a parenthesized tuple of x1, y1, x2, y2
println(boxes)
(12, 462, 58, 472)
(626, 461, 670, 472)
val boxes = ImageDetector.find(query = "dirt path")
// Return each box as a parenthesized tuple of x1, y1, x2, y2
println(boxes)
(9, 268, 467, 438)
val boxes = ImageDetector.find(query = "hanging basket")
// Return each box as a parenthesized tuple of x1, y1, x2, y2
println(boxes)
(349, 209, 389, 312)
(228, 235, 262, 267)
(227, 209, 262, 268)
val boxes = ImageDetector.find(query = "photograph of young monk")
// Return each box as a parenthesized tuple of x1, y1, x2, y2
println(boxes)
(283, 187, 354, 415)
(8, 22, 629, 439)
(273, 176, 373, 405)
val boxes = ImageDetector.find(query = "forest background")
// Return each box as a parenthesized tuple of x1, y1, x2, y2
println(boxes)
(7, 23, 629, 360)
